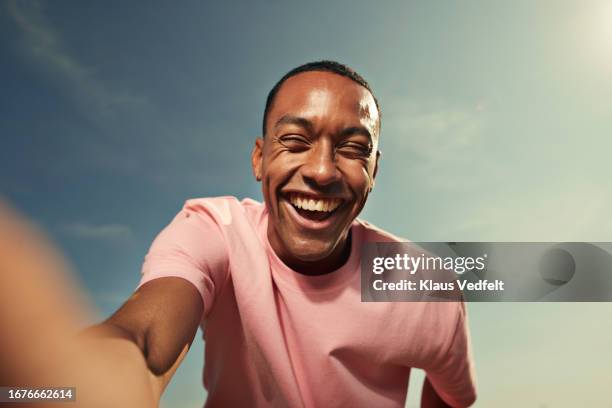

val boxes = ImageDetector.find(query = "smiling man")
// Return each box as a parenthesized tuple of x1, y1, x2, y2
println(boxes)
(122, 61, 477, 407)
(112, 61, 476, 407)
(0, 61, 475, 407)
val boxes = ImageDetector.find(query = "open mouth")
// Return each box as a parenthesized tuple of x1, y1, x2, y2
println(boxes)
(285, 193, 342, 223)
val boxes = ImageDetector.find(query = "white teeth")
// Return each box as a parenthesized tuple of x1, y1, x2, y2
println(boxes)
(287, 194, 341, 212)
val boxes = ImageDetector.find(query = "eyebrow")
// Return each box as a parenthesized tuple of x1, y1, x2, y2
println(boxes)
(274, 115, 373, 142)
(274, 115, 315, 133)
(339, 126, 373, 142)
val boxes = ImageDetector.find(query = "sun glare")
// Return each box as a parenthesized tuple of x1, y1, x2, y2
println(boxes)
(572, 0, 612, 71)
(591, 1, 612, 64)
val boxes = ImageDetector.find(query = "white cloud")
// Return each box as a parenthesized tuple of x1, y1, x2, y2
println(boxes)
(62, 222, 133, 241)
(376, 99, 494, 194)
(435, 180, 612, 241)
(367, 97, 612, 242)
(385, 104, 486, 163)
(7, 0, 148, 125)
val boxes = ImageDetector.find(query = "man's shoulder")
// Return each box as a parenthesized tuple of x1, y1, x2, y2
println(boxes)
(180, 196, 265, 227)
(354, 218, 407, 243)
(182, 196, 263, 214)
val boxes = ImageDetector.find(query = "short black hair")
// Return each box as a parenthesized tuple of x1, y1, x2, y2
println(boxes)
(262, 60, 381, 136)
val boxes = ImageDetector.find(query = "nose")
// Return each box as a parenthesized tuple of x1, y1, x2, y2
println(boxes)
(301, 139, 341, 187)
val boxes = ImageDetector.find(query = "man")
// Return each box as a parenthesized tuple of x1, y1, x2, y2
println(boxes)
(0, 61, 476, 407)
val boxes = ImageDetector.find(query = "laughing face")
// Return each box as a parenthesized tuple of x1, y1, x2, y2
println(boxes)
(251, 71, 380, 274)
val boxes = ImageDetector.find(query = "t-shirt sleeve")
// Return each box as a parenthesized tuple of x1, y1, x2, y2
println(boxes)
(137, 204, 229, 317)
(426, 301, 477, 407)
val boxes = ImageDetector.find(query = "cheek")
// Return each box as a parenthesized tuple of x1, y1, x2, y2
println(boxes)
(261, 152, 302, 202)
(266, 152, 303, 183)
(340, 161, 374, 193)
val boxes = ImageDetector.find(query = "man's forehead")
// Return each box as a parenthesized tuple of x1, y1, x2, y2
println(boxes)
(358, 95, 380, 134)
(276, 71, 373, 104)
(271, 71, 380, 133)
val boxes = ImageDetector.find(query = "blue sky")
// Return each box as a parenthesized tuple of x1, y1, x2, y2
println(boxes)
(2, 1, 612, 406)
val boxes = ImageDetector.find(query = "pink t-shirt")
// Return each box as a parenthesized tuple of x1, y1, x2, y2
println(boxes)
(138, 197, 477, 407)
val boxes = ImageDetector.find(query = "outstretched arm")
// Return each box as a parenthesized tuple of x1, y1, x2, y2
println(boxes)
(0, 203, 203, 407)
(81, 277, 203, 399)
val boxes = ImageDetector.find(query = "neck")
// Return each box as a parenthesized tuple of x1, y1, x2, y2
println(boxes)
(269, 230, 352, 276)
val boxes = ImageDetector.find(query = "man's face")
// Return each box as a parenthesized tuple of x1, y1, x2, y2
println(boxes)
(252, 71, 380, 270)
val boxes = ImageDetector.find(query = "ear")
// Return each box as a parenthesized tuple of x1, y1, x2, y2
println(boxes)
(370, 150, 381, 191)
(251, 137, 264, 181)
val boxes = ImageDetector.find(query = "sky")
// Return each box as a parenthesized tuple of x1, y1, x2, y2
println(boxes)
(1, 0, 612, 406)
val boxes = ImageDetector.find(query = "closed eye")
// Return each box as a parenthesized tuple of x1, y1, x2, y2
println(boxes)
(278, 135, 310, 152)
(337, 142, 372, 158)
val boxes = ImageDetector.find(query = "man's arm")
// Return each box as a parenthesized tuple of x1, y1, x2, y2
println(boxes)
(422, 301, 477, 408)
(0, 203, 203, 407)
(81, 277, 204, 401)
